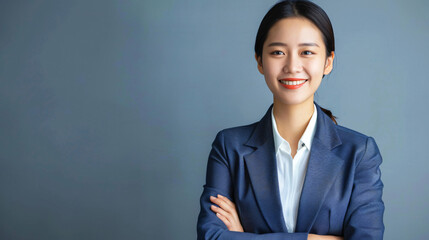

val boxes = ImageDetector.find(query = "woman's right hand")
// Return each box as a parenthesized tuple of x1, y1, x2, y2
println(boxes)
(308, 234, 343, 240)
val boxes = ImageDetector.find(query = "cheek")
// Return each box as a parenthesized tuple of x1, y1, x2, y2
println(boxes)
(262, 59, 281, 78)
(261, 60, 279, 91)
(305, 60, 326, 78)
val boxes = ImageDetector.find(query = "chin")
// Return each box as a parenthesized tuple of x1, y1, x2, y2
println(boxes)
(274, 95, 314, 107)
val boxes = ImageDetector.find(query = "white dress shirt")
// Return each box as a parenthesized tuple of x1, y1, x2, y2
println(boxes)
(271, 104, 318, 233)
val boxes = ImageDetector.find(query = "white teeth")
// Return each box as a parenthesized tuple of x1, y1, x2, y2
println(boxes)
(279, 80, 307, 85)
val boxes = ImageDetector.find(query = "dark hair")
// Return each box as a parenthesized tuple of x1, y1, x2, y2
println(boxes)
(254, 0, 337, 124)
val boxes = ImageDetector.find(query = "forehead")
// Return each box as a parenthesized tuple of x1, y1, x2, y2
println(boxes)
(265, 17, 324, 46)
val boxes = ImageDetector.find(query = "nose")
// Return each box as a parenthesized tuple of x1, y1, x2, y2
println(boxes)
(283, 53, 302, 73)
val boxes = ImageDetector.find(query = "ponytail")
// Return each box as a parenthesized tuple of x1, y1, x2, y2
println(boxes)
(320, 107, 337, 124)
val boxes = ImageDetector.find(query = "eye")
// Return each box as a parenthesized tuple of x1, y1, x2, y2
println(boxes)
(271, 50, 285, 55)
(302, 50, 314, 55)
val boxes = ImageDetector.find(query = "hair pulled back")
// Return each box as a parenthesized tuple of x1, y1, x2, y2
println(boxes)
(254, 0, 337, 124)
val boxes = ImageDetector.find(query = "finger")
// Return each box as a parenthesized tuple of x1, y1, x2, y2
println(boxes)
(323, 236, 343, 240)
(212, 205, 243, 232)
(210, 196, 224, 207)
(211, 205, 233, 221)
(210, 196, 233, 213)
(216, 195, 239, 219)
(215, 212, 232, 229)
(217, 194, 235, 208)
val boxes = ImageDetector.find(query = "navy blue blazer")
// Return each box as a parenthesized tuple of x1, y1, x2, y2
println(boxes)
(197, 103, 384, 240)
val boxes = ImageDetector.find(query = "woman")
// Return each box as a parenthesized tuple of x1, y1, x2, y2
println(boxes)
(197, 1, 384, 239)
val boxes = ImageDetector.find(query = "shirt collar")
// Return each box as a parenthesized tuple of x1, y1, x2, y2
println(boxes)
(271, 104, 318, 153)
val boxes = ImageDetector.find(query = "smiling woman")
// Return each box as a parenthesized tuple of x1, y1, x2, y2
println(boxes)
(257, 17, 334, 112)
(197, 1, 384, 240)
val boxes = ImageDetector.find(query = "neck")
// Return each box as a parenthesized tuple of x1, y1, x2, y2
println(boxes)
(272, 98, 315, 156)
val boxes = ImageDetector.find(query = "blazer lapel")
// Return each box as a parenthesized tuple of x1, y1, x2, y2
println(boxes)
(295, 103, 344, 232)
(243, 105, 288, 233)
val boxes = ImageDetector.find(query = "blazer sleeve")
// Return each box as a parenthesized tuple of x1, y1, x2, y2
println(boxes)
(343, 137, 385, 240)
(197, 131, 309, 240)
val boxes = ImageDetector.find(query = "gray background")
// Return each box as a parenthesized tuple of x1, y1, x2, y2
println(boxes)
(0, 0, 428, 239)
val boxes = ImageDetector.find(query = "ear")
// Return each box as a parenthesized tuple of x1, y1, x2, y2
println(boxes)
(323, 51, 335, 75)
(255, 53, 264, 75)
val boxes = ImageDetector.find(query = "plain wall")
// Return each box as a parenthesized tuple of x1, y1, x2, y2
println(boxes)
(0, 0, 428, 239)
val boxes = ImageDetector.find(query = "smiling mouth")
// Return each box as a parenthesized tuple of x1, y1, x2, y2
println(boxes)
(279, 79, 307, 85)
(278, 78, 308, 89)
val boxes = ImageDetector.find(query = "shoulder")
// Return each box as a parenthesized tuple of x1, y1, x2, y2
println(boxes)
(335, 123, 379, 146)
(208, 122, 261, 166)
(331, 123, 381, 163)
(213, 121, 259, 146)
(315, 103, 380, 153)
(334, 124, 369, 143)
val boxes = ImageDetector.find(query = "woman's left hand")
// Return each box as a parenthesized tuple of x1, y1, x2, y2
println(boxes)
(210, 194, 244, 232)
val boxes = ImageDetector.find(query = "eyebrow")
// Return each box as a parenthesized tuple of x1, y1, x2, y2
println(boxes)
(267, 42, 320, 47)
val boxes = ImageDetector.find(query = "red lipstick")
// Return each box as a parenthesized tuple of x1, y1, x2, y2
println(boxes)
(279, 78, 307, 89)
